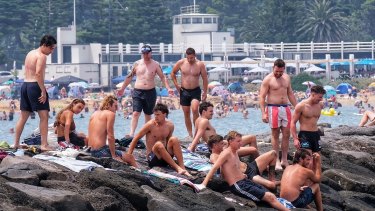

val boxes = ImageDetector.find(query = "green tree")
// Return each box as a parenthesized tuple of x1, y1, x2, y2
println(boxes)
(297, 0, 348, 42)
(291, 72, 321, 91)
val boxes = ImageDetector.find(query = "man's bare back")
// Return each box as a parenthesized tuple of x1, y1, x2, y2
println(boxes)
(88, 110, 115, 149)
(24, 49, 47, 82)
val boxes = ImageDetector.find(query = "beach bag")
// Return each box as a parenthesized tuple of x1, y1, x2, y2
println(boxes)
(116, 137, 145, 149)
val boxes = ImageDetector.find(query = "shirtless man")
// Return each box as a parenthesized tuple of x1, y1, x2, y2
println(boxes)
(127, 103, 189, 176)
(291, 85, 325, 168)
(188, 102, 258, 157)
(171, 48, 208, 137)
(208, 134, 278, 190)
(118, 45, 172, 137)
(88, 95, 137, 166)
(197, 131, 288, 211)
(280, 149, 322, 210)
(259, 59, 297, 170)
(14, 35, 56, 150)
(359, 110, 375, 127)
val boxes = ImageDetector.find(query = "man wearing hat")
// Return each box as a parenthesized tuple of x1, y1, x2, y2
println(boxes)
(118, 44, 172, 137)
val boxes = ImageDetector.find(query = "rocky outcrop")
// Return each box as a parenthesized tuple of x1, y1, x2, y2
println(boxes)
(0, 125, 374, 210)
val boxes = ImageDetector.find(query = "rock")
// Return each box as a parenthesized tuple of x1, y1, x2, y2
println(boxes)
(317, 123, 331, 128)
(85, 186, 136, 211)
(6, 182, 94, 211)
(339, 191, 375, 210)
(142, 185, 187, 211)
(0, 156, 62, 173)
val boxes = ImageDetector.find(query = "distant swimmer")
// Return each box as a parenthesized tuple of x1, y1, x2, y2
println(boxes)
(259, 59, 297, 170)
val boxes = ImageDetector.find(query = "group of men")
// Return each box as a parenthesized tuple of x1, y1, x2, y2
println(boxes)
(14, 35, 325, 210)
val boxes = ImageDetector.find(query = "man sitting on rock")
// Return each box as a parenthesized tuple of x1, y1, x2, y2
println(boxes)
(127, 103, 190, 176)
(189, 102, 258, 159)
(359, 110, 375, 127)
(88, 95, 137, 167)
(280, 149, 322, 210)
(208, 134, 279, 190)
(196, 131, 288, 211)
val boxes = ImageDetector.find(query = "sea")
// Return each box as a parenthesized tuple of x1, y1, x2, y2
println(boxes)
(0, 106, 364, 145)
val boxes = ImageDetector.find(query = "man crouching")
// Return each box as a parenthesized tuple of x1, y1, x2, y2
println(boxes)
(88, 95, 137, 167)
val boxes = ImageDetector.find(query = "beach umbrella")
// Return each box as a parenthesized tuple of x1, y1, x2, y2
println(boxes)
(303, 65, 325, 72)
(208, 81, 222, 89)
(323, 85, 335, 91)
(251, 79, 263, 84)
(52, 75, 87, 85)
(211, 85, 225, 95)
(68, 82, 84, 88)
(302, 81, 316, 86)
(248, 67, 270, 73)
(336, 83, 352, 94)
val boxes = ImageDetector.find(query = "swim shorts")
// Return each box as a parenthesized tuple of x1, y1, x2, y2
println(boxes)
(57, 132, 85, 147)
(20, 82, 50, 112)
(180, 87, 201, 106)
(298, 131, 321, 152)
(132, 88, 156, 115)
(291, 187, 314, 208)
(147, 151, 168, 168)
(90, 145, 123, 158)
(230, 178, 267, 201)
(244, 161, 260, 179)
(266, 104, 291, 128)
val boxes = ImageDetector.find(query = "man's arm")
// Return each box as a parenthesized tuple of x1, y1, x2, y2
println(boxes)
(36, 54, 47, 103)
(310, 153, 322, 183)
(259, 78, 269, 122)
(188, 119, 209, 152)
(287, 79, 297, 107)
(118, 63, 137, 95)
(200, 62, 208, 101)
(291, 103, 303, 149)
(106, 112, 117, 158)
(201, 150, 229, 187)
(63, 112, 74, 143)
(170, 60, 182, 92)
(127, 122, 150, 155)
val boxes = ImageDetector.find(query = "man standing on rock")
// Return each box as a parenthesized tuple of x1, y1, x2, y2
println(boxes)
(127, 103, 190, 176)
(291, 85, 325, 167)
(280, 149, 323, 210)
(196, 131, 288, 211)
(171, 48, 208, 137)
(14, 35, 57, 151)
(259, 59, 297, 170)
(117, 45, 172, 138)
(188, 102, 258, 158)
(88, 95, 137, 167)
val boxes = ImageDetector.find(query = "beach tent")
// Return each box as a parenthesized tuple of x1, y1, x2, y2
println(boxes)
(156, 87, 169, 97)
(163, 66, 172, 75)
(336, 83, 352, 94)
(323, 85, 336, 98)
(228, 82, 245, 94)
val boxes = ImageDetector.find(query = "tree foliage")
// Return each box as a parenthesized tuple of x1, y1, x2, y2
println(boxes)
(291, 72, 322, 91)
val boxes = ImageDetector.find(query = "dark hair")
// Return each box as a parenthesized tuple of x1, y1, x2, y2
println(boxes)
(54, 98, 85, 127)
(199, 101, 213, 115)
(293, 149, 312, 164)
(40, 35, 57, 47)
(273, 59, 285, 68)
(186, 47, 196, 55)
(153, 103, 169, 117)
(226, 130, 242, 142)
(311, 85, 326, 95)
(207, 134, 224, 149)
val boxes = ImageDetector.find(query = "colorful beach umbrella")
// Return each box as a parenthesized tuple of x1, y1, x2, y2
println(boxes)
(208, 81, 222, 89)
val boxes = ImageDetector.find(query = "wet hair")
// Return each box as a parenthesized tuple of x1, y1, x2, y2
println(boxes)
(273, 59, 285, 68)
(153, 103, 169, 117)
(186, 47, 196, 55)
(39, 35, 57, 47)
(199, 101, 214, 115)
(207, 134, 224, 149)
(100, 95, 118, 110)
(311, 85, 326, 95)
(293, 149, 312, 164)
(54, 98, 85, 127)
(226, 130, 242, 142)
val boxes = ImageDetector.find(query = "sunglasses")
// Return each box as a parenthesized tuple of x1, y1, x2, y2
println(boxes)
(141, 46, 151, 53)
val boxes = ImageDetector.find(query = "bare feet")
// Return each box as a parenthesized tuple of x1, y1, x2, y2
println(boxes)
(40, 145, 54, 151)
(275, 160, 283, 171)
(281, 160, 289, 169)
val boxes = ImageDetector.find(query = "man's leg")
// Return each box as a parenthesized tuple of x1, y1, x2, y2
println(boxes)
(152, 141, 186, 175)
(241, 134, 257, 149)
(129, 111, 141, 137)
(144, 114, 152, 123)
(14, 111, 31, 148)
(191, 99, 200, 130)
(280, 126, 290, 168)
(167, 137, 189, 173)
(37, 110, 52, 151)
(237, 146, 258, 158)
(271, 128, 282, 170)
(252, 150, 278, 189)
(182, 105, 193, 137)
(262, 192, 289, 211)
(310, 183, 323, 211)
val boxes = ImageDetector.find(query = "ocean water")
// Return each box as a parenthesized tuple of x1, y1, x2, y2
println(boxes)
(0, 106, 364, 145)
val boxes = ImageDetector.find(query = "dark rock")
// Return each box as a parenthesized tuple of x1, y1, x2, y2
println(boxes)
(142, 185, 187, 211)
(317, 123, 331, 128)
(85, 186, 136, 211)
(339, 191, 375, 210)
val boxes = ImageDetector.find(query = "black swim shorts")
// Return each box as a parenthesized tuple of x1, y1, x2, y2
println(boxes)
(230, 178, 267, 201)
(244, 161, 260, 179)
(20, 82, 50, 112)
(292, 187, 314, 208)
(147, 151, 168, 168)
(180, 86, 201, 106)
(298, 131, 321, 152)
(90, 145, 123, 158)
(57, 132, 85, 147)
(132, 88, 157, 115)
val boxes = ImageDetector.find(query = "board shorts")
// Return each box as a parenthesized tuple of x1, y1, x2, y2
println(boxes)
(90, 145, 123, 158)
(132, 88, 156, 115)
(291, 187, 314, 208)
(20, 82, 50, 112)
(244, 161, 260, 179)
(180, 86, 201, 106)
(57, 132, 85, 147)
(147, 151, 168, 168)
(298, 131, 321, 152)
(266, 104, 291, 128)
(230, 178, 268, 201)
